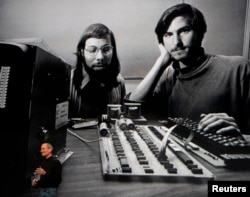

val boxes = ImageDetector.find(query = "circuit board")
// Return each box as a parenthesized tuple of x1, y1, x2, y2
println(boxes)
(98, 121, 215, 182)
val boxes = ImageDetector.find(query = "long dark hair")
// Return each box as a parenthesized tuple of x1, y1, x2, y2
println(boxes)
(155, 3, 207, 46)
(73, 23, 121, 89)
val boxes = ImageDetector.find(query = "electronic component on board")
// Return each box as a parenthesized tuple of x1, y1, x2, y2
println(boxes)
(107, 104, 122, 119)
(99, 122, 109, 137)
(124, 103, 141, 119)
(126, 118, 135, 130)
(117, 117, 135, 131)
(118, 118, 127, 130)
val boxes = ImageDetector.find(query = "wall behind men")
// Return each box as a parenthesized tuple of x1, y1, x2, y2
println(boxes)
(0, 0, 247, 78)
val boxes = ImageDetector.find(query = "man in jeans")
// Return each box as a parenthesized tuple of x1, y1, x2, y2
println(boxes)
(31, 142, 62, 197)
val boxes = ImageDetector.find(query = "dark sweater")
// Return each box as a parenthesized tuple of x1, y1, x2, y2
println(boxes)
(37, 156, 62, 188)
(139, 54, 250, 134)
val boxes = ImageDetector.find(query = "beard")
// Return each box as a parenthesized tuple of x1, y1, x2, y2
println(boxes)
(84, 64, 116, 85)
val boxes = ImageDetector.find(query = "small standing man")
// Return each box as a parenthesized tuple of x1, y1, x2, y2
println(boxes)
(31, 142, 62, 197)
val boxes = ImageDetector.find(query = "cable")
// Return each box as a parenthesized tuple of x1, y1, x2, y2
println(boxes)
(67, 128, 102, 143)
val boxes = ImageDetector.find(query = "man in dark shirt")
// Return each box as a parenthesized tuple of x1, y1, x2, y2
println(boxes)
(31, 142, 62, 197)
(128, 3, 250, 135)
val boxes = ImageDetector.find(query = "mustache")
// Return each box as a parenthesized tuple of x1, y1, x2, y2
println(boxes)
(94, 60, 105, 65)
(171, 46, 185, 53)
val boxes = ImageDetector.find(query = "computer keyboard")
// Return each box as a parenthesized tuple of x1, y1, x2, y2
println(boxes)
(162, 117, 250, 166)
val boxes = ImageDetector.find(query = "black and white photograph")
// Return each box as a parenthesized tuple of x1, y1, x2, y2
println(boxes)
(0, 0, 250, 196)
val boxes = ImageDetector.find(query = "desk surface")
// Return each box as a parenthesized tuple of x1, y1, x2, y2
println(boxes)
(22, 124, 250, 197)
(51, 125, 250, 197)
